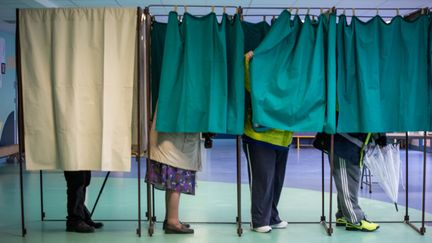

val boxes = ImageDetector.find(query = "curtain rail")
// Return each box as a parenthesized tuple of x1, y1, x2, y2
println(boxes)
(148, 5, 424, 11)
(150, 14, 321, 18)
(241, 7, 421, 11)
(148, 4, 238, 9)
(150, 14, 408, 19)
(147, 5, 430, 18)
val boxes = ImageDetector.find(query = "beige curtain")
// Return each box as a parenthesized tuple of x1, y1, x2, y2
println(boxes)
(19, 8, 138, 171)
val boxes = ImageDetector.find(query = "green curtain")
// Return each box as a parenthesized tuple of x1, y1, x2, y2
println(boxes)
(156, 12, 244, 134)
(249, 10, 337, 133)
(337, 15, 431, 132)
(242, 21, 270, 52)
(429, 14, 432, 130)
(150, 21, 166, 112)
(225, 14, 245, 134)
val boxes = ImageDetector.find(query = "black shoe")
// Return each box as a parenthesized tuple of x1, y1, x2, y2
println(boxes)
(164, 224, 194, 234)
(163, 220, 190, 230)
(66, 221, 95, 233)
(86, 220, 104, 229)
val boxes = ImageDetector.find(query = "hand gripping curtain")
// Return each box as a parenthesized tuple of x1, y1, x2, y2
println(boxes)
(156, 12, 245, 134)
(249, 11, 337, 133)
(337, 15, 431, 132)
(19, 8, 138, 171)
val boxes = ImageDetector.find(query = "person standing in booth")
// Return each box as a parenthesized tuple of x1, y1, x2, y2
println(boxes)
(64, 171, 104, 233)
(146, 108, 202, 234)
(243, 51, 293, 233)
(313, 132, 386, 232)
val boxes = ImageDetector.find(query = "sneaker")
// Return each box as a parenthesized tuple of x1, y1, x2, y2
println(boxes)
(346, 219, 380, 232)
(270, 221, 288, 229)
(252, 225, 272, 233)
(336, 217, 347, 227)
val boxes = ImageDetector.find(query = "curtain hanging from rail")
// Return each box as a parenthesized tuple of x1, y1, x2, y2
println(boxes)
(19, 8, 138, 171)
(249, 10, 337, 133)
(337, 15, 431, 132)
(155, 12, 245, 134)
(150, 21, 167, 112)
(429, 13, 432, 130)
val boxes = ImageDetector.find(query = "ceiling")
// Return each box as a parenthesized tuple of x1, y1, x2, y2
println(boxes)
(0, 0, 431, 32)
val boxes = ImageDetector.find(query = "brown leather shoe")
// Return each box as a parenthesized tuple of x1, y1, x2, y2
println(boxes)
(66, 221, 95, 233)
(163, 220, 190, 230)
(164, 223, 194, 234)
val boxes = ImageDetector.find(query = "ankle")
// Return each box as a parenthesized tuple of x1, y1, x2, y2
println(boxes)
(166, 219, 180, 227)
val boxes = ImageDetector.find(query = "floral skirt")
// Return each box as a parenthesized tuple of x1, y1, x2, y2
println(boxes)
(146, 160, 196, 195)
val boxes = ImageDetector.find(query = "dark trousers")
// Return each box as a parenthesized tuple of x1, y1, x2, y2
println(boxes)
(243, 142, 288, 227)
(64, 171, 92, 222)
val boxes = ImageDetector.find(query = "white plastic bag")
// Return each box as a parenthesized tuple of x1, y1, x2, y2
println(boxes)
(363, 144, 401, 211)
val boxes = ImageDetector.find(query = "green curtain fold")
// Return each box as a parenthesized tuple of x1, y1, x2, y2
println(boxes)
(150, 21, 167, 113)
(337, 15, 431, 132)
(249, 10, 337, 133)
(156, 12, 244, 134)
(429, 14, 432, 130)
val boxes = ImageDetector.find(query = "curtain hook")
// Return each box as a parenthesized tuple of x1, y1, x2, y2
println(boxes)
(376, 8, 379, 16)
(211, 6, 215, 13)
(289, 7, 292, 13)
(342, 8, 346, 15)
(396, 8, 400, 16)
(184, 5, 188, 13)
(352, 8, 356, 16)
(263, 15, 266, 21)
(421, 8, 424, 15)
(295, 8, 299, 15)
(307, 8, 310, 15)
(223, 6, 226, 13)
(174, 5, 178, 12)
(320, 8, 323, 14)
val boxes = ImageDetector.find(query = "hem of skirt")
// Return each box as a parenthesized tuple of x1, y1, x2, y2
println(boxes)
(147, 181, 195, 195)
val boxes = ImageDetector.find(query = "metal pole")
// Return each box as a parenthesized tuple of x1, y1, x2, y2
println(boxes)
(90, 172, 111, 217)
(135, 6, 143, 237)
(143, 6, 154, 236)
(15, 8, 27, 237)
(236, 135, 243, 236)
(40, 170, 45, 221)
(420, 131, 427, 234)
(236, 5, 244, 237)
(320, 151, 325, 222)
(404, 132, 409, 221)
(327, 134, 334, 235)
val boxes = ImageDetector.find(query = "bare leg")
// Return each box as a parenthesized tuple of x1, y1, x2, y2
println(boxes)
(166, 189, 181, 228)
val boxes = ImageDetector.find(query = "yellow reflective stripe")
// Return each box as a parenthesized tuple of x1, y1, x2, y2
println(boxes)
(359, 133, 372, 167)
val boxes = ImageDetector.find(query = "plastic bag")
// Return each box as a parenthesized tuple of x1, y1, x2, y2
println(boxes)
(363, 144, 401, 211)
